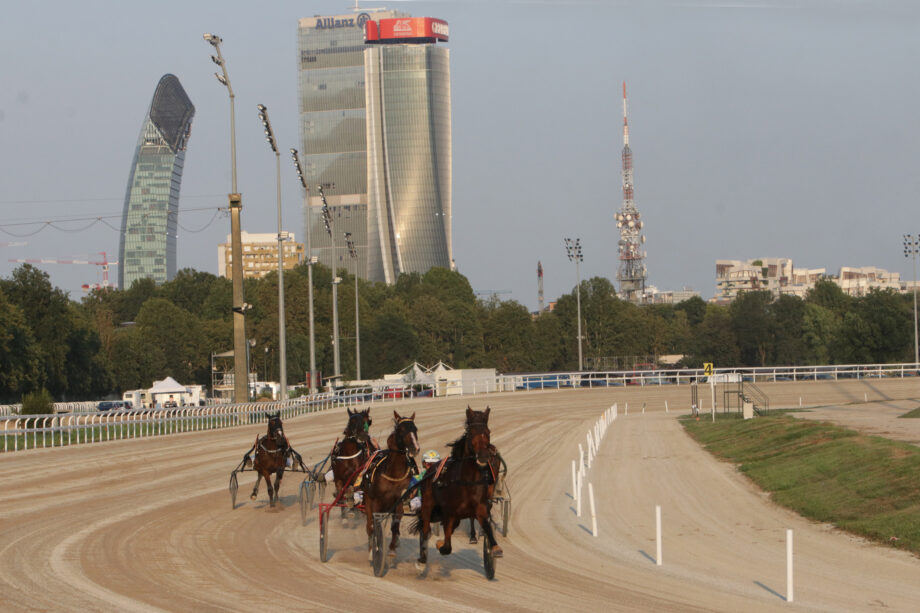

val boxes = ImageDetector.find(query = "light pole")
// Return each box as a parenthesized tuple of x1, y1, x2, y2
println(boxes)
(290, 149, 317, 393)
(204, 32, 247, 404)
(904, 235, 919, 366)
(319, 186, 341, 384)
(564, 237, 584, 372)
(257, 104, 287, 397)
(345, 232, 361, 380)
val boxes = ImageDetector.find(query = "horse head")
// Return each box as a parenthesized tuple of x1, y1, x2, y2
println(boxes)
(266, 412, 286, 448)
(465, 406, 492, 466)
(345, 407, 372, 443)
(391, 410, 419, 458)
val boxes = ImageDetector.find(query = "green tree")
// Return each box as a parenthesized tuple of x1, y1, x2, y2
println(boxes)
(0, 288, 42, 402)
(730, 291, 773, 366)
(692, 304, 741, 366)
(481, 300, 535, 372)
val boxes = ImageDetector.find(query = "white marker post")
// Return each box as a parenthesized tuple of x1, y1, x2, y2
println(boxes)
(588, 483, 598, 537)
(587, 433, 593, 469)
(576, 471, 583, 517)
(786, 529, 794, 603)
(665, 400, 669, 413)
(656, 505, 662, 566)
(625, 402, 628, 416)
(571, 460, 577, 499)
(578, 443, 585, 476)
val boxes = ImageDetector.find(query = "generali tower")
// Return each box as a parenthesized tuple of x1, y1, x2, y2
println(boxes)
(297, 11, 453, 284)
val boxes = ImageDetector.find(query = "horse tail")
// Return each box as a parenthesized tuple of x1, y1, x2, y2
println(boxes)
(408, 515, 422, 535)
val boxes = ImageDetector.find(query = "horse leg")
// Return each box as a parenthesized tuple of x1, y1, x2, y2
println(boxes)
(469, 517, 478, 544)
(273, 468, 283, 506)
(436, 513, 455, 556)
(389, 507, 402, 557)
(250, 472, 262, 501)
(478, 502, 502, 558)
(266, 470, 275, 508)
(365, 500, 375, 562)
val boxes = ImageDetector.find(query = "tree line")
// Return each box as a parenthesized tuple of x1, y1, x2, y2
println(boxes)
(0, 262, 913, 403)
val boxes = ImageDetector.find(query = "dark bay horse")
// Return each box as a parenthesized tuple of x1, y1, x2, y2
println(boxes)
(331, 408, 375, 507)
(359, 411, 420, 560)
(413, 406, 502, 568)
(248, 412, 288, 508)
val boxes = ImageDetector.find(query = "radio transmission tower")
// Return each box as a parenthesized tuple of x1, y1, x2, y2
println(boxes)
(614, 82, 647, 304)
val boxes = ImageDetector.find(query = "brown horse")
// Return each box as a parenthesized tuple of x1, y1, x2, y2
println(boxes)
(248, 412, 288, 508)
(359, 411, 420, 560)
(331, 407, 375, 508)
(413, 406, 502, 568)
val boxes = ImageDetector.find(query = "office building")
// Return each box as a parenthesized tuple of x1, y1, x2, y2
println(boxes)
(218, 231, 304, 280)
(297, 12, 452, 283)
(119, 74, 194, 289)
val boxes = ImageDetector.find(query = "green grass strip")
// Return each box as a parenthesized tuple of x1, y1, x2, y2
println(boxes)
(899, 408, 920, 419)
(681, 414, 920, 556)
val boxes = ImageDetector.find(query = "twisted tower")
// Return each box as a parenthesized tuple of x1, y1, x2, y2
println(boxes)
(614, 81, 647, 303)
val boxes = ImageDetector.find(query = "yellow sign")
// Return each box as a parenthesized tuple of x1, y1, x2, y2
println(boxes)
(703, 363, 714, 376)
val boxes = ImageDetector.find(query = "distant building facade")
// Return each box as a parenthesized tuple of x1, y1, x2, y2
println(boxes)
(715, 258, 905, 301)
(218, 231, 304, 280)
(119, 75, 194, 289)
(297, 12, 452, 283)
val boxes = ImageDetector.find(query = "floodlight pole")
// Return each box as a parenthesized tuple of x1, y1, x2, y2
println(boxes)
(290, 149, 317, 393)
(345, 232, 361, 380)
(205, 32, 248, 404)
(319, 186, 341, 384)
(905, 235, 919, 366)
(565, 238, 585, 371)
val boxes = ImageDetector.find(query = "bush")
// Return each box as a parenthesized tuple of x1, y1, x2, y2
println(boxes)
(21, 389, 53, 415)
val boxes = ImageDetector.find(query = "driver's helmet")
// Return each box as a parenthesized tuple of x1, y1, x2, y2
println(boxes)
(423, 450, 441, 464)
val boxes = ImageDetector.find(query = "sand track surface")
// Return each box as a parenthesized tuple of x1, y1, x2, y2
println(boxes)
(1, 385, 919, 612)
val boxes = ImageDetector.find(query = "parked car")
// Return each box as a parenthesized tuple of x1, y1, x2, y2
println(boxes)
(97, 400, 132, 411)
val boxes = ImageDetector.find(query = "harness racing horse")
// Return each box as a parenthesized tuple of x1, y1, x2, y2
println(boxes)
(359, 411, 420, 562)
(413, 406, 502, 569)
(248, 412, 289, 508)
(331, 408, 375, 509)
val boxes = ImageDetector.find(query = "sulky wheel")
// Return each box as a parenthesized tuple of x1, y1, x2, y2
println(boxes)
(229, 472, 239, 510)
(319, 514, 329, 562)
(299, 482, 309, 524)
(372, 514, 386, 576)
(483, 532, 496, 580)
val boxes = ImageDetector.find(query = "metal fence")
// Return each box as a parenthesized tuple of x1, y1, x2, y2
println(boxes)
(3, 362, 917, 453)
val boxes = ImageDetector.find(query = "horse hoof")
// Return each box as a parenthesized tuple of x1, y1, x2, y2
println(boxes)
(491, 546, 503, 558)
(415, 560, 426, 572)
(388, 548, 397, 558)
(469, 535, 478, 545)
(250, 494, 256, 501)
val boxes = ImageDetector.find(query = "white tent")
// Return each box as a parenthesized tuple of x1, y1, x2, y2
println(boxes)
(149, 377, 188, 407)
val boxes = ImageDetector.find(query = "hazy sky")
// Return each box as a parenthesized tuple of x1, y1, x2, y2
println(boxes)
(2, 0, 918, 311)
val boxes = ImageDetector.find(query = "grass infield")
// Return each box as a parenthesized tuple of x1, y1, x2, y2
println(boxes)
(681, 413, 920, 556)
(899, 407, 920, 419)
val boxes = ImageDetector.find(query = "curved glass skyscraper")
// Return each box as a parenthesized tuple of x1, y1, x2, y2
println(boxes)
(297, 13, 452, 284)
(119, 74, 194, 289)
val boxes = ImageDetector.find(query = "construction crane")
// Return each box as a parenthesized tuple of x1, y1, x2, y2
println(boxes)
(475, 289, 511, 300)
(537, 261, 545, 313)
(8, 251, 118, 291)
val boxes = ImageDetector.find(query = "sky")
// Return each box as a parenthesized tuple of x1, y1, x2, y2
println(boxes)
(1, 0, 919, 312)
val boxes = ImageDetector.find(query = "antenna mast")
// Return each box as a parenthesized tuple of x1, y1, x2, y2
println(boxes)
(537, 260, 544, 313)
(615, 81, 647, 304)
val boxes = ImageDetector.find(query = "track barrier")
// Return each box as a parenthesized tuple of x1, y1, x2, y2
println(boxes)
(787, 529, 794, 603)
(588, 483, 597, 537)
(656, 505, 662, 566)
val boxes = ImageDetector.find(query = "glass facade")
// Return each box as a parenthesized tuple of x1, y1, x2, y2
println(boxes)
(298, 11, 402, 279)
(118, 74, 194, 289)
(365, 44, 452, 283)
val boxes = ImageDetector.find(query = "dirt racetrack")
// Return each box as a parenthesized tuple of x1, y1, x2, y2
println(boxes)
(1, 381, 919, 612)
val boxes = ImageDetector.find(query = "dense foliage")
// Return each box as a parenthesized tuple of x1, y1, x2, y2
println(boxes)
(0, 265, 914, 402)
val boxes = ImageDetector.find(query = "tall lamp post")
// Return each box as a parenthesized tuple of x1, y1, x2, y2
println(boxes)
(290, 149, 317, 393)
(204, 33, 247, 404)
(319, 186, 341, 384)
(345, 232, 361, 380)
(257, 104, 287, 397)
(564, 237, 584, 372)
(904, 234, 919, 366)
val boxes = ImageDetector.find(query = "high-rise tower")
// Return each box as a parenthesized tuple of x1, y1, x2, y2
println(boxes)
(297, 11, 452, 284)
(614, 82, 647, 303)
(119, 74, 194, 289)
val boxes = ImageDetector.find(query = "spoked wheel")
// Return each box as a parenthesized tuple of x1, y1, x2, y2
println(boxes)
(372, 513, 388, 577)
(483, 532, 496, 580)
(319, 513, 329, 562)
(299, 482, 309, 524)
(229, 472, 239, 510)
